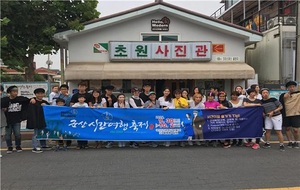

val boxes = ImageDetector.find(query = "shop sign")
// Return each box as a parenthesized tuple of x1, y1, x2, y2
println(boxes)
(93, 43, 108, 53)
(151, 17, 170, 31)
(109, 41, 212, 61)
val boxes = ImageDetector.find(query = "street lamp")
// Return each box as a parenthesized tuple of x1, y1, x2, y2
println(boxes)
(46, 55, 53, 98)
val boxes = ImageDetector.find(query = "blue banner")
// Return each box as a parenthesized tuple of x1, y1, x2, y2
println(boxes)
(40, 106, 263, 141)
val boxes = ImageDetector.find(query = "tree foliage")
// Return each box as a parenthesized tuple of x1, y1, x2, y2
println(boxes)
(1, 0, 100, 81)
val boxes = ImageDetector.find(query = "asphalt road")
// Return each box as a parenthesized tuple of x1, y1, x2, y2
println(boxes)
(1, 141, 300, 190)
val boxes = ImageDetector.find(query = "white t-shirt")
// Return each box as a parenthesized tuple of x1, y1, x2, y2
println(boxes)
(158, 97, 174, 109)
(93, 98, 107, 108)
(72, 102, 89, 108)
(49, 92, 59, 105)
(113, 102, 130, 108)
(189, 100, 205, 109)
(229, 100, 243, 108)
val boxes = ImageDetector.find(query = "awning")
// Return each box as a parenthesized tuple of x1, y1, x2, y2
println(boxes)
(65, 62, 255, 80)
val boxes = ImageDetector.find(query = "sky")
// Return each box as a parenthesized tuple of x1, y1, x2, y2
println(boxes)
(34, 0, 223, 70)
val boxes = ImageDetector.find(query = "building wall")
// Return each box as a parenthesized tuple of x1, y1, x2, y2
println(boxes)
(68, 12, 246, 63)
(247, 27, 280, 82)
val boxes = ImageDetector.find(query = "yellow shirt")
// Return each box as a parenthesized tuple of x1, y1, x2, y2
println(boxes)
(174, 97, 188, 109)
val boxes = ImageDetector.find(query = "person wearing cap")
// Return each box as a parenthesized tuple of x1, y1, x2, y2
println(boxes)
(279, 81, 300, 148)
(260, 88, 285, 151)
(143, 91, 160, 109)
(243, 88, 262, 150)
(128, 87, 144, 149)
(139, 83, 151, 103)
(129, 87, 144, 108)
(143, 91, 160, 148)
(26, 88, 50, 153)
(101, 85, 117, 108)
(1, 85, 31, 153)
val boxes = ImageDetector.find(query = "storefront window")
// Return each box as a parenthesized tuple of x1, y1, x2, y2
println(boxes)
(142, 34, 178, 41)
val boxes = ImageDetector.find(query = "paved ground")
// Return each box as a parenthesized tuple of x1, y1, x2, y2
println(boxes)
(1, 140, 300, 190)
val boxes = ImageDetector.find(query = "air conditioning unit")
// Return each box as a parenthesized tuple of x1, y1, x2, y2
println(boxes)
(267, 17, 281, 30)
(284, 16, 296, 25)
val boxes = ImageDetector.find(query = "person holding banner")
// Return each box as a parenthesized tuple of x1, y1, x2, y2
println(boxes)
(112, 93, 130, 148)
(279, 81, 300, 149)
(173, 89, 189, 147)
(260, 88, 285, 151)
(218, 91, 233, 148)
(190, 93, 205, 109)
(144, 91, 160, 148)
(70, 81, 93, 149)
(243, 88, 262, 150)
(158, 87, 173, 147)
(229, 91, 244, 146)
(91, 89, 107, 108)
(26, 88, 50, 153)
(101, 85, 117, 108)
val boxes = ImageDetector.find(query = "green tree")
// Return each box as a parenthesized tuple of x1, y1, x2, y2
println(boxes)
(1, 0, 100, 81)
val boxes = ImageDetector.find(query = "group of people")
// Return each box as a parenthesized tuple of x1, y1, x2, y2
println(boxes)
(1, 80, 299, 155)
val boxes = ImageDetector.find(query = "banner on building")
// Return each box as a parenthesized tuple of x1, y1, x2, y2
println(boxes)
(39, 106, 263, 141)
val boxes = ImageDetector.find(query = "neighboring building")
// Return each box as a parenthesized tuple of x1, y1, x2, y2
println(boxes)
(54, 0, 262, 96)
(212, 0, 297, 88)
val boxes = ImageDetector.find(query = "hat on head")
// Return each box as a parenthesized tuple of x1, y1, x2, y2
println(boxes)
(148, 91, 156, 96)
(7, 85, 18, 93)
(34, 88, 45, 94)
(132, 87, 139, 93)
(285, 81, 297, 88)
(105, 85, 114, 90)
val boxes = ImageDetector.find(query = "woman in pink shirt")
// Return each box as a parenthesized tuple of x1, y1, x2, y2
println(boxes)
(204, 92, 220, 109)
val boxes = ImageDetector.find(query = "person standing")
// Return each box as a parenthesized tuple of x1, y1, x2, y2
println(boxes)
(49, 85, 59, 105)
(26, 88, 50, 153)
(101, 85, 117, 108)
(229, 91, 244, 146)
(139, 82, 151, 103)
(260, 88, 285, 151)
(0, 85, 6, 158)
(57, 84, 72, 106)
(279, 81, 300, 148)
(91, 89, 107, 108)
(1, 86, 30, 154)
(243, 88, 262, 150)
(70, 81, 93, 149)
(128, 87, 144, 148)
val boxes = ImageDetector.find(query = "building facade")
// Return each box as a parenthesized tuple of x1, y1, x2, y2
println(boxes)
(54, 0, 262, 96)
(212, 0, 297, 87)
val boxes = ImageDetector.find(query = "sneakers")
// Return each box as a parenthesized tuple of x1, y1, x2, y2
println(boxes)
(188, 141, 193, 146)
(223, 143, 231, 148)
(105, 142, 114, 149)
(287, 142, 293, 148)
(263, 143, 271, 149)
(279, 145, 285, 152)
(130, 142, 139, 149)
(149, 142, 158, 148)
(179, 141, 185, 147)
(41, 146, 52, 151)
(7, 147, 13, 154)
(16, 146, 22, 153)
(292, 142, 299, 149)
(252, 143, 260, 150)
(32, 148, 43, 153)
(118, 142, 126, 148)
(164, 141, 170, 147)
(195, 141, 201, 146)
(245, 142, 254, 147)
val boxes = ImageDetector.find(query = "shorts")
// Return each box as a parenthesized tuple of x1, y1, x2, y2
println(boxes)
(283, 115, 300, 128)
(265, 114, 282, 130)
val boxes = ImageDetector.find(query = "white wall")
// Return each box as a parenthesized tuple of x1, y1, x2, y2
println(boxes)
(68, 11, 246, 63)
(247, 28, 280, 82)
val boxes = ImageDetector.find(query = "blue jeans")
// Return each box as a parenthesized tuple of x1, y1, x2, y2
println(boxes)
(5, 123, 21, 148)
(32, 129, 46, 149)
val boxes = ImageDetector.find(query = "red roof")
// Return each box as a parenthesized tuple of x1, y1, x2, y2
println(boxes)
(1, 67, 58, 76)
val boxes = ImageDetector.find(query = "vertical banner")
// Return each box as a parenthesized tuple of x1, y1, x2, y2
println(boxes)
(40, 106, 263, 141)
